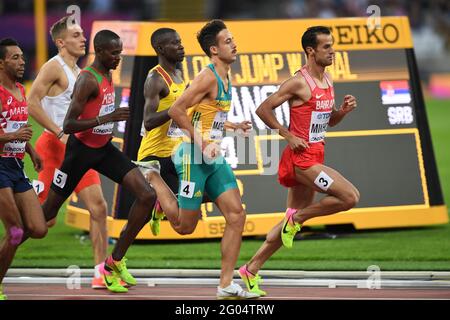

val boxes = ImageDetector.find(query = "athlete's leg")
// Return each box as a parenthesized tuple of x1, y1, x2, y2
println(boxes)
(77, 184, 108, 265)
(42, 135, 95, 223)
(35, 132, 64, 228)
(246, 184, 315, 274)
(14, 189, 48, 240)
(214, 187, 246, 288)
(144, 170, 180, 225)
(292, 164, 360, 224)
(0, 188, 24, 285)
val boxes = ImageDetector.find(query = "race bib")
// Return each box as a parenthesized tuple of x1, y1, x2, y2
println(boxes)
(167, 120, 185, 138)
(53, 169, 68, 189)
(309, 111, 331, 143)
(180, 180, 195, 198)
(32, 180, 44, 195)
(93, 104, 114, 135)
(2, 121, 27, 156)
(209, 111, 227, 140)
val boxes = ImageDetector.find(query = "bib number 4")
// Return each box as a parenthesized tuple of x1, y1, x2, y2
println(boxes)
(180, 180, 195, 198)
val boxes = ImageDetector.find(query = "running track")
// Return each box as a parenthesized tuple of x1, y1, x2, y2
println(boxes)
(4, 283, 450, 300)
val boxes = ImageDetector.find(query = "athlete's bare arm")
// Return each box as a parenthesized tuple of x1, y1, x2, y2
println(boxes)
(168, 68, 216, 148)
(28, 60, 64, 135)
(327, 72, 357, 127)
(25, 142, 42, 171)
(224, 120, 252, 133)
(63, 72, 130, 134)
(256, 75, 310, 152)
(142, 71, 170, 131)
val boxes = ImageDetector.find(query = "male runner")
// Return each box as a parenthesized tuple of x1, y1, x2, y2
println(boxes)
(28, 16, 109, 289)
(0, 38, 48, 300)
(238, 26, 360, 296)
(137, 20, 257, 299)
(136, 28, 186, 236)
(41, 30, 157, 293)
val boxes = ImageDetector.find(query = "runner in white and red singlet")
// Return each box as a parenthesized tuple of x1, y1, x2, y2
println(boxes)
(238, 26, 360, 296)
(0, 38, 47, 300)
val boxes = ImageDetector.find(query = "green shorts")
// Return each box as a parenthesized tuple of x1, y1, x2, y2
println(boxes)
(173, 142, 238, 210)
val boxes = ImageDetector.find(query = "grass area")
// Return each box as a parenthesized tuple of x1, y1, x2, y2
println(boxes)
(3, 99, 450, 271)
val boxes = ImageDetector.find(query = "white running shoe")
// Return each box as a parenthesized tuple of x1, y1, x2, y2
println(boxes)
(216, 281, 260, 300)
(133, 160, 161, 176)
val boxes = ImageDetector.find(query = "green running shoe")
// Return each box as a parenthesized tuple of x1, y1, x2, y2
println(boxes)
(99, 266, 128, 293)
(149, 200, 165, 236)
(0, 285, 7, 300)
(281, 208, 302, 249)
(106, 257, 137, 286)
(238, 265, 267, 296)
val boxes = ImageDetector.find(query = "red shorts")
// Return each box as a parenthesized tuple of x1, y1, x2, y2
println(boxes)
(278, 143, 324, 187)
(35, 131, 101, 203)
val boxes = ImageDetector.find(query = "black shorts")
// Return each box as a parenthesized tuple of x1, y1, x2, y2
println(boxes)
(51, 135, 136, 199)
(140, 155, 178, 195)
(0, 157, 33, 193)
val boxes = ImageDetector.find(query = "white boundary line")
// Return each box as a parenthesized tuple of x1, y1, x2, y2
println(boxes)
(4, 277, 450, 289)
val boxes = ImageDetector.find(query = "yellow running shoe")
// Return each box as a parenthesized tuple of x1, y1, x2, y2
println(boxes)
(0, 285, 7, 300)
(281, 208, 302, 249)
(105, 257, 137, 286)
(100, 266, 128, 293)
(149, 200, 165, 236)
(238, 265, 266, 296)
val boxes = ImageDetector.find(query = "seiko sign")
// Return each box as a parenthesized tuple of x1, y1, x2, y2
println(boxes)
(329, 24, 400, 45)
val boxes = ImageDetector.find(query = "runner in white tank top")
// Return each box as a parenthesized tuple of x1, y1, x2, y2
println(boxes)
(40, 55, 80, 131)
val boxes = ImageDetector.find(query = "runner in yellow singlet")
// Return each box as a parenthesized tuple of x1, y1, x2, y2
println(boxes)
(136, 28, 185, 236)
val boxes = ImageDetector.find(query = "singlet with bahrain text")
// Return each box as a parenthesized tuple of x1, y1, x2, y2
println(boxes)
(74, 66, 115, 148)
(41, 55, 80, 130)
(138, 65, 186, 159)
(186, 63, 231, 143)
(0, 83, 28, 159)
(289, 66, 334, 145)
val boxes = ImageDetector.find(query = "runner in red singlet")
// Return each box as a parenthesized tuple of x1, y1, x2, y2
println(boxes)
(39, 30, 158, 293)
(0, 38, 47, 300)
(238, 26, 360, 296)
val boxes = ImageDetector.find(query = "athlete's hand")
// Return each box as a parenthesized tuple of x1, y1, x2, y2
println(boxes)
(14, 124, 33, 142)
(60, 134, 69, 145)
(287, 134, 309, 153)
(30, 150, 43, 172)
(235, 120, 252, 137)
(341, 95, 357, 114)
(202, 141, 221, 161)
(106, 107, 130, 122)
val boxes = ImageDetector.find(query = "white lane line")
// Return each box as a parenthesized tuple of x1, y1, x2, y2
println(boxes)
(5, 293, 450, 300)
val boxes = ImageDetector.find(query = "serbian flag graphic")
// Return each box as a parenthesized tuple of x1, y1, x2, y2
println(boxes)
(380, 80, 411, 105)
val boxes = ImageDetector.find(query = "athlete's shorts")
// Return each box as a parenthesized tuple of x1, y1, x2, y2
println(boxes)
(50, 135, 136, 199)
(173, 142, 238, 210)
(278, 143, 325, 188)
(0, 157, 33, 193)
(35, 131, 101, 203)
(140, 155, 178, 195)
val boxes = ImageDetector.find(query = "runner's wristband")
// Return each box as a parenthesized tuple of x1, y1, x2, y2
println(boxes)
(56, 130, 64, 140)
